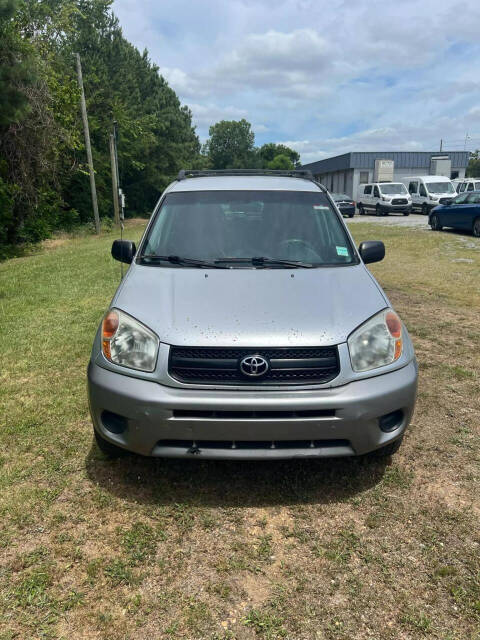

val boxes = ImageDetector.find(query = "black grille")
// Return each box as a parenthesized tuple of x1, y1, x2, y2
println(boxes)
(439, 197, 453, 205)
(391, 198, 408, 205)
(169, 346, 340, 385)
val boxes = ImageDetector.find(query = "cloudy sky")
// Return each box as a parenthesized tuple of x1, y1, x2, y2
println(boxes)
(114, 0, 480, 163)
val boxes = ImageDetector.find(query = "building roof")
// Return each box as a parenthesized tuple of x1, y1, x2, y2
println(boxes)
(301, 151, 470, 174)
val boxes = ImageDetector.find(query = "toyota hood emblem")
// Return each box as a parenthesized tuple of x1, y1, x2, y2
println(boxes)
(239, 354, 269, 378)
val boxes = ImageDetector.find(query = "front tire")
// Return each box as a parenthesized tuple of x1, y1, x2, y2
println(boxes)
(403, 211, 410, 216)
(371, 436, 403, 458)
(358, 204, 365, 215)
(430, 214, 442, 231)
(473, 217, 480, 238)
(375, 204, 382, 217)
(422, 203, 429, 216)
(94, 429, 126, 458)
(349, 213, 354, 218)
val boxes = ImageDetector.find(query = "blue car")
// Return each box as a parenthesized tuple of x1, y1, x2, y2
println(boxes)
(429, 190, 480, 237)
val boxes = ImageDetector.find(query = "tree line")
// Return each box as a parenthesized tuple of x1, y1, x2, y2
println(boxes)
(466, 150, 480, 178)
(0, 0, 200, 256)
(0, 0, 301, 257)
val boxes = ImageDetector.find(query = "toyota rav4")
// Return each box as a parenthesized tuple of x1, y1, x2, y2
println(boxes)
(88, 169, 417, 460)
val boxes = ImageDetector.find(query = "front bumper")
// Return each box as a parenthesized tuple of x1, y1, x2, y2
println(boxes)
(338, 205, 355, 217)
(88, 359, 418, 459)
(379, 203, 412, 214)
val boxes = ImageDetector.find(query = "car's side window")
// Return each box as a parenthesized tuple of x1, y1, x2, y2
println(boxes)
(475, 182, 480, 191)
(467, 182, 474, 191)
(408, 181, 418, 194)
(459, 183, 466, 192)
(467, 193, 480, 204)
(454, 193, 469, 205)
(364, 185, 372, 195)
(419, 183, 427, 197)
(373, 186, 380, 197)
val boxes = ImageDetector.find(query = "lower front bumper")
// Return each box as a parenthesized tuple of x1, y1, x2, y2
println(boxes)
(380, 204, 412, 214)
(87, 359, 418, 459)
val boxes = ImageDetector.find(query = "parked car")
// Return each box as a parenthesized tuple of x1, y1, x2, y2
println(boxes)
(401, 175, 455, 214)
(331, 192, 355, 218)
(429, 190, 480, 237)
(88, 169, 418, 460)
(356, 182, 412, 216)
(453, 178, 480, 194)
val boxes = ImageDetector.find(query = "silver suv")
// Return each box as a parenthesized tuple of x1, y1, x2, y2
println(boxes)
(88, 170, 417, 460)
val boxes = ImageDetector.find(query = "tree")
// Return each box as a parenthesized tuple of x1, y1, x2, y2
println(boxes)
(257, 142, 300, 168)
(266, 154, 294, 170)
(466, 150, 480, 178)
(204, 119, 255, 169)
(0, 0, 36, 126)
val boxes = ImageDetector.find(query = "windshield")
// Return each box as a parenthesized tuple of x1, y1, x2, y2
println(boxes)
(379, 183, 407, 195)
(426, 182, 455, 194)
(140, 190, 357, 267)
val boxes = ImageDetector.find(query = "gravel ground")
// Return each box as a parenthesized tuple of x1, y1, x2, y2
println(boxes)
(347, 212, 429, 228)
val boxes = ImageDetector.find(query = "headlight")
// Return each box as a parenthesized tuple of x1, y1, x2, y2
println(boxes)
(348, 309, 403, 372)
(102, 309, 159, 372)
(429, 196, 439, 201)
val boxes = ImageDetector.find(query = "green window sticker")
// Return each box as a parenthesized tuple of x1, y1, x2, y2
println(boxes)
(336, 246, 349, 257)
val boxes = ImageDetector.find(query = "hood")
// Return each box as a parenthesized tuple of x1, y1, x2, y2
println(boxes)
(112, 264, 388, 347)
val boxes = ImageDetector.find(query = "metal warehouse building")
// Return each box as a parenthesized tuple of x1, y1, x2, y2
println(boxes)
(301, 151, 470, 199)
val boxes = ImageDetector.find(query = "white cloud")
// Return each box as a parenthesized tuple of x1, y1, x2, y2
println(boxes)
(114, 0, 480, 160)
(185, 102, 249, 135)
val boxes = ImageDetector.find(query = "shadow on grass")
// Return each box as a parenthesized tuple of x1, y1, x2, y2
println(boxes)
(85, 440, 389, 509)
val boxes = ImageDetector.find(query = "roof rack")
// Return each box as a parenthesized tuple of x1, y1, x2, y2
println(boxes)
(177, 169, 315, 181)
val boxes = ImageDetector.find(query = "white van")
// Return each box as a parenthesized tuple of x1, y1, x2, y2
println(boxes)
(454, 178, 480, 194)
(356, 182, 412, 216)
(401, 176, 455, 214)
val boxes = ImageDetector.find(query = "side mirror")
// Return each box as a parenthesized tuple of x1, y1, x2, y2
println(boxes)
(111, 239, 136, 264)
(359, 240, 385, 264)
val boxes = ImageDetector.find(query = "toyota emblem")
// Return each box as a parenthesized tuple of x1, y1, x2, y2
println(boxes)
(239, 354, 269, 378)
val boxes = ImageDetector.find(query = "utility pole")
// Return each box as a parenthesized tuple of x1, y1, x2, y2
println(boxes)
(109, 133, 120, 224)
(464, 132, 470, 151)
(76, 53, 100, 234)
(439, 139, 443, 152)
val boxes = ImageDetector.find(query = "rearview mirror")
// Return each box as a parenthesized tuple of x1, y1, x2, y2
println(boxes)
(358, 241, 385, 264)
(111, 239, 136, 264)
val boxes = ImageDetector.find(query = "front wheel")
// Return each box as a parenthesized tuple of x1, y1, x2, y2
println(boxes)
(403, 211, 410, 216)
(358, 204, 365, 215)
(94, 429, 127, 458)
(422, 203, 429, 216)
(349, 213, 354, 218)
(370, 436, 403, 458)
(473, 217, 480, 238)
(430, 214, 442, 231)
(375, 204, 382, 217)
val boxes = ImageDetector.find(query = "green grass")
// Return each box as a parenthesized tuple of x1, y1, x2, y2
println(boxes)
(0, 220, 479, 639)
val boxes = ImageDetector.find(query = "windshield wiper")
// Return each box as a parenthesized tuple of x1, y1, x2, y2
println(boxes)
(139, 255, 226, 268)
(215, 257, 315, 268)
